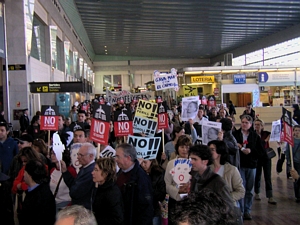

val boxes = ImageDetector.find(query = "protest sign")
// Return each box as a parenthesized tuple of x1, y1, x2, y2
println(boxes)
(99, 145, 116, 158)
(133, 116, 157, 137)
(135, 99, 158, 120)
(207, 95, 216, 107)
(270, 119, 281, 142)
(169, 158, 192, 186)
(158, 113, 168, 129)
(127, 135, 161, 160)
(90, 103, 111, 145)
(114, 109, 133, 137)
(201, 120, 222, 145)
(282, 107, 293, 146)
(181, 96, 199, 121)
(40, 105, 59, 130)
(70, 143, 82, 173)
(105, 90, 152, 105)
(154, 73, 179, 91)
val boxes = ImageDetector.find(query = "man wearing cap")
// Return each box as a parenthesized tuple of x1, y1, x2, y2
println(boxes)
(292, 104, 300, 125)
(19, 108, 30, 133)
(0, 122, 18, 175)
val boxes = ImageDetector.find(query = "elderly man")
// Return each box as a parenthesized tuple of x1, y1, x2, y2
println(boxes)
(115, 143, 153, 225)
(61, 142, 96, 209)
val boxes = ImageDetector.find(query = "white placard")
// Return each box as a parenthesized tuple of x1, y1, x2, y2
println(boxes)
(201, 120, 222, 145)
(181, 96, 200, 121)
(270, 120, 281, 142)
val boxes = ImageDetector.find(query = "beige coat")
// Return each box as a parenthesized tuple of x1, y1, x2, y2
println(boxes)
(210, 163, 245, 204)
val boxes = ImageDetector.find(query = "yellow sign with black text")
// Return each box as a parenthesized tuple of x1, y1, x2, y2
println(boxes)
(183, 85, 198, 97)
(191, 76, 215, 83)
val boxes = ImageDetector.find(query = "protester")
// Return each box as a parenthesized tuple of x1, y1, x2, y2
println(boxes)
(233, 115, 264, 220)
(292, 104, 300, 125)
(26, 115, 45, 140)
(50, 148, 76, 211)
(55, 205, 97, 225)
(241, 103, 256, 122)
(92, 157, 124, 225)
(172, 189, 237, 225)
(69, 105, 78, 123)
(115, 143, 153, 225)
(61, 142, 96, 209)
(286, 125, 300, 202)
(164, 126, 185, 160)
(19, 108, 30, 133)
(208, 140, 245, 205)
(73, 129, 87, 144)
(219, 118, 240, 168)
(228, 100, 236, 116)
(254, 118, 277, 205)
(0, 172, 14, 225)
(0, 121, 18, 175)
(141, 158, 166, 225)
(164, 135, 193, 225)
(18, 159, 56, 225)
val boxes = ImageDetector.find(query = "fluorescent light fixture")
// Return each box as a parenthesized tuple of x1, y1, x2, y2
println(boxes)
(276, 68, 295, 71)
(221, 70, 239, 73)
(203, 70, 221, 74)
(184, 71, 203, 75)
(239, 69, 258, 72)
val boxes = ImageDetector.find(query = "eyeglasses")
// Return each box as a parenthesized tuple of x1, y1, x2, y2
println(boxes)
(77, 153, 89, 157)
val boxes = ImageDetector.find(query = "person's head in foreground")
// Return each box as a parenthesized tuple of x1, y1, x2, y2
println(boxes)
(171, 189, 236, 225)
(55, 205, 97, 225)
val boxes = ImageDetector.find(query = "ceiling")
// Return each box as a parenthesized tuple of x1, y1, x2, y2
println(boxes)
(73, 0, 300, 59)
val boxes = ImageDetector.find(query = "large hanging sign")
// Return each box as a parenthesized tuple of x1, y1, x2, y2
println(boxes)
(90, 103, 111, 145)
(40, 105, 59, 130)
(154, 68, 179, 91)
(127, 135, 161, 160)
(105, 90, 152, 105)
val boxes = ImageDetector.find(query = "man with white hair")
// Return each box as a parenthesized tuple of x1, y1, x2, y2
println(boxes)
(61, 142, 96, 209)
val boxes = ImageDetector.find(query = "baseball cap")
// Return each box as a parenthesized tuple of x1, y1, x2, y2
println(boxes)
(17, 134, 34, 143)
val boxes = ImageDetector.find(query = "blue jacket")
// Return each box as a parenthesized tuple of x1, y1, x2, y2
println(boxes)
(0, 137, 18, 175)
(63, 161, 95, 209)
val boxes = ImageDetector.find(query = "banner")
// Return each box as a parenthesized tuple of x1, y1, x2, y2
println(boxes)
(40, 105, 59, 130)
(127, 135, 161, 160)
(133, 116, 157, 137)
(135, 99, 158, 120)
(114, 109, 133, 137)
(282, 107, 293, 146)
(201, 120, 222, 145)
(105, 90, 152, 105)
(90, 103, 111, 144)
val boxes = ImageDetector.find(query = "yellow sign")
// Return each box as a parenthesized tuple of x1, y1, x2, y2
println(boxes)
(183, 85, 198, 97)
(42, 86, 48, 92)
(135, 99, 158, 120)
(191, 76, 214, 83)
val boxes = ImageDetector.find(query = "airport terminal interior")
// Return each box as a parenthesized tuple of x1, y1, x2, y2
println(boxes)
(0, 0, 300, 224)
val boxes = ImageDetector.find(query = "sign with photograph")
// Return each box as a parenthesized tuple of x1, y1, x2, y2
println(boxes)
(282, 107, 293, 146)
(201, 120, 222, 145)
(270, 120, 281, 142)
(181, 96, 199, 121)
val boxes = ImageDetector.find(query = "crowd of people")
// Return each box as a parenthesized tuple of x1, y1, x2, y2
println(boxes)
(0, 99, 299, 225)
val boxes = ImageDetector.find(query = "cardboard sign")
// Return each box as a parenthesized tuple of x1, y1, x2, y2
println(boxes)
(99, 146, 116, 158)
(127, 135, 161, 160)
(169, 158, 192, 185)
(282, 107, 294, 146)
(105, 90, 152, 105)
(40, 105, 59, 130)
(114, 109, 133, 137)
(181, 96, 199, 121)
(70, 143, 82, 173)
(158, 113, 168, 129)
(90, 119, 110, 145)
(135, 99, 158, 120)
(154, 73, 179, 91)
(201, 120, 222, 145)
(270, 120, 281, 142)
(207, 95, 216, 107)
(133, 116, 157, 137)
(92, 103, 111, 122)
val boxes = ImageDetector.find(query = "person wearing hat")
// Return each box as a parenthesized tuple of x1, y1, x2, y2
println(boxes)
(292, 104, 300, 125)
(19, 108, 30, 133)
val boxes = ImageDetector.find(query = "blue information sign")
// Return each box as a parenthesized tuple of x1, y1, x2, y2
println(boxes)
(233, 74, 246, 84)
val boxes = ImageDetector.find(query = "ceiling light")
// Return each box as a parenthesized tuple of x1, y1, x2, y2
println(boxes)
(105, 49, 107, 51)
(104, 46, 107, 48)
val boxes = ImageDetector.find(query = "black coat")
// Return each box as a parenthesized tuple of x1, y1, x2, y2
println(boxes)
(19, 183, 56, 225)
(117, 160, 153, 225)
(149, 166, 166, 217)
(233, 128, 264, 168)
(92, 180, 124, 225)
(19, 114, 29, 132)
(293, 109, 300, 125)
(0, 173, 14, 225)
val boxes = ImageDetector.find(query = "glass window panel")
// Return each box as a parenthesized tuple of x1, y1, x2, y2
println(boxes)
(113, 75, 122, 86)
(56, 37, 63, 71)
(246, 50, 263, 64)
(233, 55, 246, 66)
(31, 15, 46, 63)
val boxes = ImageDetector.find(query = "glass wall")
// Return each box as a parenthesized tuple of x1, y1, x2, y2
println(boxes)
(31, 15, 46, 63)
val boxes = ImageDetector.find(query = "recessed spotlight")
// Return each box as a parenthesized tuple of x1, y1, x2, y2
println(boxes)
(104, 46, 107, 48)
(105, 49, 107, 51)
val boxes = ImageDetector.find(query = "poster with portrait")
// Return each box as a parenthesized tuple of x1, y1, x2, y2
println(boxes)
(201, 120, 222, 145)
(270, 119, 281, 142)
(181, 96, 200, 121)
(169, 158, 192, 186)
